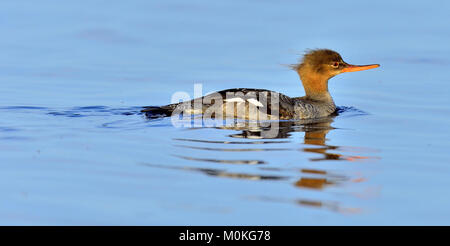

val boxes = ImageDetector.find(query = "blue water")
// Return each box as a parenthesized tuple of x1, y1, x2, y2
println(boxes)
(1, 0, 450, 225)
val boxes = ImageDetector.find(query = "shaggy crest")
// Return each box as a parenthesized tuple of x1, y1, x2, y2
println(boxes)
(291, 49, 343, 73)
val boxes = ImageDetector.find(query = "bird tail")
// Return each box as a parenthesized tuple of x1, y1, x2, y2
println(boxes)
(141, 104, 177, 118)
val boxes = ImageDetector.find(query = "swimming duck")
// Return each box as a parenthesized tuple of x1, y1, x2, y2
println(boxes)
(142, 49, 379, 120)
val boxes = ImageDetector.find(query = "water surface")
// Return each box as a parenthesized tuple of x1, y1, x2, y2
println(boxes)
(1, 0, 450, 225)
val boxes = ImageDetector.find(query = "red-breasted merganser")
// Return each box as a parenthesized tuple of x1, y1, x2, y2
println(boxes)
(142, 49, 379, 120)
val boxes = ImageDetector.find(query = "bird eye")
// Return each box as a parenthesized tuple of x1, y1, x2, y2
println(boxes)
(331, 62, 339, 68)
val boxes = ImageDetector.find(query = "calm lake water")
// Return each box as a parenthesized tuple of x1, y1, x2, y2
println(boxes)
(1, 0, 450, 225)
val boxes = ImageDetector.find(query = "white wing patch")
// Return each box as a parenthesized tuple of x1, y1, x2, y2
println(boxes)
(225, 97, 264, 107)
(225, 98, 245, 103)
(247, 98, 264, 107)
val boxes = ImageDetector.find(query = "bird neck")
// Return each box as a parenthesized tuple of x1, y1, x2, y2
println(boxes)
(298, 70, 333, 102)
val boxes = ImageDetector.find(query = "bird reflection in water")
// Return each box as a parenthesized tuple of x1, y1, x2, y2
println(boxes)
(225, 117, 372, 162)
(144, 113, 377, 213)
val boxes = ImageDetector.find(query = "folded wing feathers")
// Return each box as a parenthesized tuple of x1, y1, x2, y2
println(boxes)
(224, 97, 264, 107)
